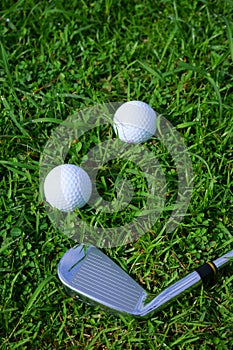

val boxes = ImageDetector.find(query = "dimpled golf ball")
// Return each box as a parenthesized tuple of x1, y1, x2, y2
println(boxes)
(113, 101, 157, 144)
(44, 164, 92, 212)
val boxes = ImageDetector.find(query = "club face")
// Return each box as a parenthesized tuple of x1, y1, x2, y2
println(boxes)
(58, 245, 147, 316)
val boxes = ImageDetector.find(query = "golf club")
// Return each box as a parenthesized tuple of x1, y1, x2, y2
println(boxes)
(58, 244, 233, 317)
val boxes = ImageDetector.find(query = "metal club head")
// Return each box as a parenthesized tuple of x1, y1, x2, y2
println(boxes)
(58, 244, 148, 316)
(58, 245, 233, 317)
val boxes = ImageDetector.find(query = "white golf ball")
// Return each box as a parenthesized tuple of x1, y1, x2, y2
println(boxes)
(44, 164, 92, 212)
(113, 101, 157, 144)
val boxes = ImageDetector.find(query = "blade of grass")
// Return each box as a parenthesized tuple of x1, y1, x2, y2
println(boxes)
(0, 160, 38, 170)
(31, 118, 63, 124)
(1, 97, 30, 137)
(137, 60, 164, 81)
(0, 42, 13, 87)
(223, 16, 233, 62)
(178, 61, 223, 121)
(160, 26, 178, 62)
(0, 238, 20, 254)
(23, 276, 54, 316)
(3, 276, 54, 346)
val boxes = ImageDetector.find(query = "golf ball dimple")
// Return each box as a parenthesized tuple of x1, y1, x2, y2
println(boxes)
(44, 164, 92, 212)
(113, 101, 157, 144)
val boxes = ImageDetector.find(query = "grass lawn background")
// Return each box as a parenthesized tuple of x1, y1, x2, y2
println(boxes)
(1, 0, 233, 349)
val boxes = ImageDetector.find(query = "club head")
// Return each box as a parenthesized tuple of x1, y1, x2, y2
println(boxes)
(58, 244, 148, 316)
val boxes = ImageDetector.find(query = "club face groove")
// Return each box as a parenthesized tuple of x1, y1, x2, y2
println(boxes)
(58, 245, 147, 315)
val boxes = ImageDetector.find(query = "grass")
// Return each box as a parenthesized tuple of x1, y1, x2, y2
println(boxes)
(0, 0, 233, 348)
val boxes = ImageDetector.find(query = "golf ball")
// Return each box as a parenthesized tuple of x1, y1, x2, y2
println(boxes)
(44, 164, 92, 212)
(113, 101, 157, 144)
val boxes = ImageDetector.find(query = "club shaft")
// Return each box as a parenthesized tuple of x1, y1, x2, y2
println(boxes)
(212, 249, 233, 269)
(140, 249, 233, 317)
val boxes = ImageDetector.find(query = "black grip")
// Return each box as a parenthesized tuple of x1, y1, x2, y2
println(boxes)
(196, 262, 217, 285)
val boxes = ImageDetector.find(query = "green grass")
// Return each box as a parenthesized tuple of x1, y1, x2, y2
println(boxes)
(1, 0, 233, 349)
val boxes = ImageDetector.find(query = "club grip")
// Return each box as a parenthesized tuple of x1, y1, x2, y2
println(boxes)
(196, 262, 217, 285)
